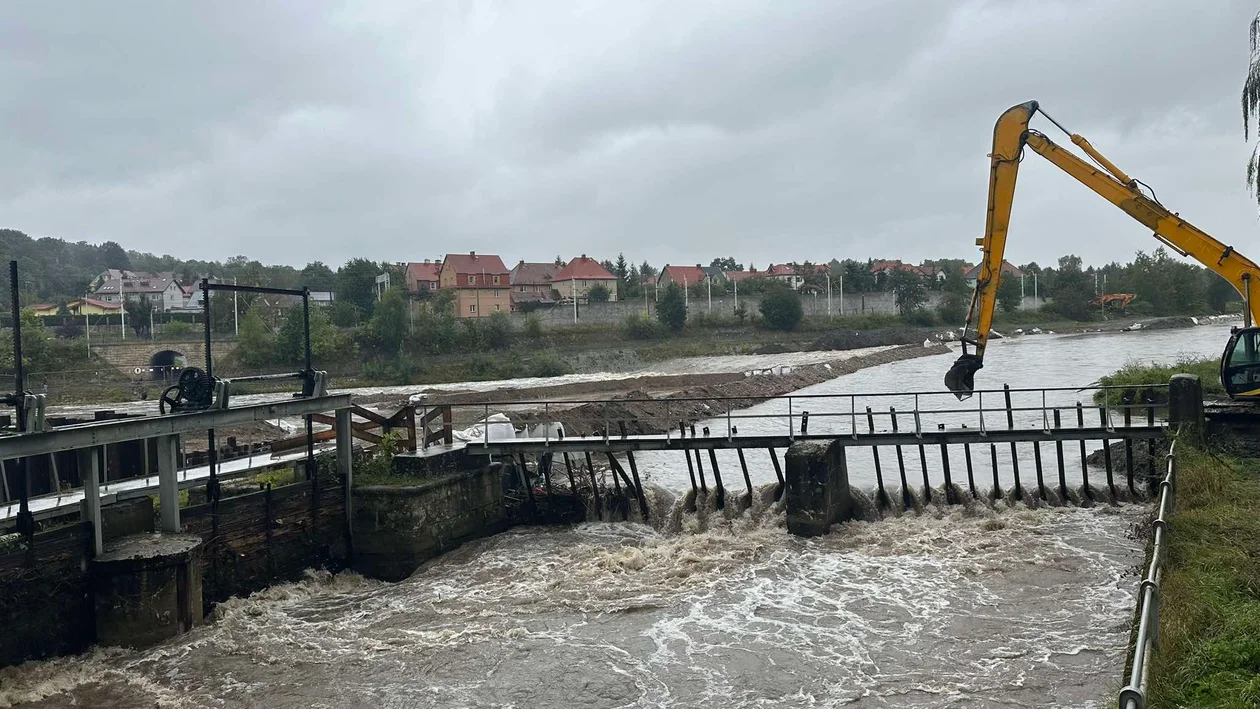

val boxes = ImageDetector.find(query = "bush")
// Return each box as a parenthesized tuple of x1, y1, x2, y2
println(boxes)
(656, 284, 687, 331)
(623, 314, 665, 340)
(903, 309, 936, 327)
(588, 284, 611, 303)
(484, 312, 514, 350)
(527, 352, 572, 377)
(522, 315, 544, 339)
(56, 322, 83, 340)
(164, 320, 193, 337)
(759, 288, 803, 331)
(935, 292, 967, 325)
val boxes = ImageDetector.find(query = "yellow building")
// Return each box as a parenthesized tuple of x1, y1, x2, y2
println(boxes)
(438, 252, 511, 318)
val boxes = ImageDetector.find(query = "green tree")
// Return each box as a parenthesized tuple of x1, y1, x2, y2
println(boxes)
(99, 241, 131, 270)
(276, 305, 339, 365)
(997, 274, 1022, 312)
(614, 253, 630, 296)
(889, 269, 927, 315)
(758, 286, 803, 330)
(1244, 11, 1260, 205)
(936, 292, 968, 324)
(709, 256, 744, 272)
(656, 283, 686, 331)
(1048, 254, 1093, 320)
(1206, 271, 1240, 312)
(588, 283, 611, 302)
(235, 307, 276, 368)
(123, 296, 154, 337)
(299, 261, 337, 292)
(483, 311, 514, 350)
(370, 288, 408, 353)
(336, 258, 382, 318)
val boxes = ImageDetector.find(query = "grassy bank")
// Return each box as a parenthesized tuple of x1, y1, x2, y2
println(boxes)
(1147, 443, 1260, 707)
(1092, 356, 1222, 407)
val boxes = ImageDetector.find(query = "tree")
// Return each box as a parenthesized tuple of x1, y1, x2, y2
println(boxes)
(997, 274, 1022, 312)
(276, 305, 339, 364)
(656, 283, 686, 331)
(123, 296, 154, 337)
(614, 253, 630, 296)
(759, 286, 803, 330)
(336, 258, 381, 318)
(1206, 271, 1240, 312)
(1245, 11, 1260, 205)
(709, 257, 743, 272)
(1048, 254, 1093, 320)
(639, 261, 657, 280)
(936, 292, 967, 324)
(588, 283, 611, 302)
(889, 269, 927, 315)
(235, 307, 276, 368)
(299, 261, 337, 292)
(99, 241, 131, 270)
(370, 288, 408, 353)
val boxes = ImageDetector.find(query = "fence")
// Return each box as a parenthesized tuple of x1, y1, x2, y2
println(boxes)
(1118, 434, 1179, 709)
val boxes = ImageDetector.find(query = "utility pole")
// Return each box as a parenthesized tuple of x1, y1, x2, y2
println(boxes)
(120, 296, 126, 341)
(840, 275, 844, 316)
(826, 275, 832, 317)
(85, 311, 90, 357)
(684, 276, 689, 311)
(149, 305, 154, 340)
(734, 277, 738, 310)
(571, 278, 577, 324)
(706, 276, 711, 313)
(233, 276, 239, 335)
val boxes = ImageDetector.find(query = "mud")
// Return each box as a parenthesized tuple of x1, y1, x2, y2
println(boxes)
(514, 344, 951, 436)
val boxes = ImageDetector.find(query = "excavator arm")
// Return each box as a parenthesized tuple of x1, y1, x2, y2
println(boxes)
(945, 100, 1260, 399)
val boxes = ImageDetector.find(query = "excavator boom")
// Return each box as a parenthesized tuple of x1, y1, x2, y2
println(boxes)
(946, 101, 1260, 399)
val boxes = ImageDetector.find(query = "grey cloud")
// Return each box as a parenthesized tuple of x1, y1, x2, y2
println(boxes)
(1, 0, 1258, 270)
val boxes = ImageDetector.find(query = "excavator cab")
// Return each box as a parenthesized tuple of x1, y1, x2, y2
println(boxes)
(1221, 327, 1260, 399)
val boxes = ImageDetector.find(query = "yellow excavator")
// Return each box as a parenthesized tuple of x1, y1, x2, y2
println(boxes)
(945, 100, 1260, 400)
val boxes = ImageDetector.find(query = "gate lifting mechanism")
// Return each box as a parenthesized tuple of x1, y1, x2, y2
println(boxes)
(158, 279, 328, 415)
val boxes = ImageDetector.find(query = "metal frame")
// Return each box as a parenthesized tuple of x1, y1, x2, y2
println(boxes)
(1118, 436, 1178, 709)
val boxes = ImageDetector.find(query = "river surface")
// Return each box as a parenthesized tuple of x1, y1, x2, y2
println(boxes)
(0, 323, 1229, 708)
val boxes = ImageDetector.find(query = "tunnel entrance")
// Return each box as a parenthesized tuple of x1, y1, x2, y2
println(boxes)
(149, 350, 187, 381)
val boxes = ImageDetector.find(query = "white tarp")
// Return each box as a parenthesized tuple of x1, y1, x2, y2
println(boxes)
(455, 413, 517, 443)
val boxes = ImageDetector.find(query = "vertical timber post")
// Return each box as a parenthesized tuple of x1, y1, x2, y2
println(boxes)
(1076, 402, 1092, 501)
(769, 448, 785, 501)
(891, 408, 910, 508)
(1005, 385, 1021, 500)
(736, 448, 753, 509)
(1100, 407, 1115, 500)
(584, 451, 601, 520)
(1124, 407, 1136, 494)
(1054, 409, 1068, 501)
(963, 444, 976, 499)
(866, 407, 886, 507)
(707, 448, 725, 510)
(1167, 374, 1205, 443)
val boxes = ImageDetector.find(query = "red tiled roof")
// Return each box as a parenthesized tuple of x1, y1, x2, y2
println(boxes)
(442, 252, 509, 288)
(724, 270, 761, 282)
(555, 256, 615, 281)
(511, 261, 561, 286)
(78, 297, 120, 310)
(764, 263, 796, 277)
(964, 260, 1023, 280)
(406, 261, 441, 284)
(661, 265, 707, 286)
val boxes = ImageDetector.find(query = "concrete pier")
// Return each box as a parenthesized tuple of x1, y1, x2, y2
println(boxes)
(785, 441, 854, 536)
(91, 533, 203, 649)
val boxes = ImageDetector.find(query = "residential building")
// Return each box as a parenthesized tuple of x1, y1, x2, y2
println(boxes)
(724, 269, 763, 283)
(509, 261, 562, 308)
(405, 260, 442, 294)
(764, 263, 804, 290)
(657, 264, 710, 290)
(554, 255, 618, 302)
(29, 298, 122, 318)
(964, 260, 1023, 288)
(439, 251, 511, 318)
(91, 270, 185, 311)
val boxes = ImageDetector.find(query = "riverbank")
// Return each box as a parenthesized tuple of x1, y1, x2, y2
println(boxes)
(1146, 443, 1260, 706)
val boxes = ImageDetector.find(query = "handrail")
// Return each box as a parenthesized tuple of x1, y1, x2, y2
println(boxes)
(1118, 434, 1178, 709)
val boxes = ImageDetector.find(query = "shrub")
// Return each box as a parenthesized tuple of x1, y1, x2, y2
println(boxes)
(522, 315, 544, 339)
(527, 352, 572, 377)
(759, 287, 804, 331)
(903, 309, 936, 327)
(623, 314, 665, 340)
(484, 312, 514, 350)
(164, 320, 193, 337)
(935, 292, 967, 325)
(656, 284, 687, 331)
(588, 284, 611, 303)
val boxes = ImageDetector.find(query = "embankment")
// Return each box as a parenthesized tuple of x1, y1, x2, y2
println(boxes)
(516, 343, 951, 436)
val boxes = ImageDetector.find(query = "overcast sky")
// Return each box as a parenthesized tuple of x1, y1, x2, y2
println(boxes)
(2, 0, 1258, 270)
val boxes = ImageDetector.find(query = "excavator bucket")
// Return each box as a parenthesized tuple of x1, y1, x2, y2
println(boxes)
(944, 354, 983, 401)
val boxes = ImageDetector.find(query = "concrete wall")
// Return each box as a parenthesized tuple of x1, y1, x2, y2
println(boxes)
(0, 474, 345, 667)
(351, 462, 507, 581)
(512, 292, 1049, 327)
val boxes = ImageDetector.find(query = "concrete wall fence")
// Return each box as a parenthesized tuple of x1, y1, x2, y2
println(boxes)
(512, 293, 1047, 328)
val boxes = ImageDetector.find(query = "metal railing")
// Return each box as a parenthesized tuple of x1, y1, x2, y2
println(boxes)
(1118, 434, 1178, 709)
(451, 383, 1164, 446)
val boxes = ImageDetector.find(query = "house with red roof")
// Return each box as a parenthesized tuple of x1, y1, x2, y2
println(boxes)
(509, 261, 562, 307)
(439, 251, 511, 318)
(657, 264, 710, 290)
(405, 260, 442, 294)
(554, 255, 618, 302)
(763, 263, 804, 290)
(964, 260, 1023, 288)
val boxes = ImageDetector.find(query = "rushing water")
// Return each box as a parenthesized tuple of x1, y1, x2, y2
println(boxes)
(1, 324, 1230, 708)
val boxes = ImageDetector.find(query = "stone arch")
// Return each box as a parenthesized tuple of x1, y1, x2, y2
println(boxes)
(147, 349, 187, 381)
